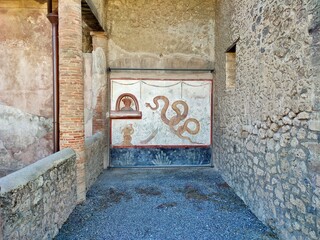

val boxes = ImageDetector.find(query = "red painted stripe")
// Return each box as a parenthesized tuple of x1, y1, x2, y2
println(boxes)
(111, 145, 211, 149)
(111, 78, 213, 82)
(109, 78, 214, 147)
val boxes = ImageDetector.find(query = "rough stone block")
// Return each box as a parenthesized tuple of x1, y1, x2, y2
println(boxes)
(267, 129, 274, 138)
(270, 123, 279, 132)
(288, 112, 297, 119)
(296, 112, 310, 120)
(283, 116, 293, 125)
(280, 133, 291, 147)
(258, 129, 267, 139)
(297, 128, 307, 140)
(266, 153, 276, 165)
(309, 120, 320, 131)
(273, 133, 281, 141)
(246, 141, 255, 152)
(305, 143, 320, 173)
(293, 118, 301, 127)
(290, 137, 299, 147)
(275, 187, 284, 202)
(240, 130, 249, 138)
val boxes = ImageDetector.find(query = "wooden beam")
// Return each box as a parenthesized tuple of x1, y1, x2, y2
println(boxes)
(81, 0, 103, 31)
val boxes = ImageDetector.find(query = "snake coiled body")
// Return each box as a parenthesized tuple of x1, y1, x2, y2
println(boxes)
(146, 96, 201, 144)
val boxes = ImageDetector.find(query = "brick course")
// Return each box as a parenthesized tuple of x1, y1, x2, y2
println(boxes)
(59, 0, 86, 202)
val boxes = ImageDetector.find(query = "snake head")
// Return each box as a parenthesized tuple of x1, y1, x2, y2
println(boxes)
(145, 103, 151, 108)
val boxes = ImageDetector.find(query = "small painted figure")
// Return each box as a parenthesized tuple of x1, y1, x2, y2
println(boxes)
(121, 98, 134, 111)
(121, 124, 134, 146)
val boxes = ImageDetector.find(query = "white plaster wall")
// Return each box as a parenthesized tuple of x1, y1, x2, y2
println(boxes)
(111, 78, 212, 146)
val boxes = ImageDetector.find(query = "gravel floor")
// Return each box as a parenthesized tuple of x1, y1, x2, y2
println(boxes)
(55, 168, 278, 240)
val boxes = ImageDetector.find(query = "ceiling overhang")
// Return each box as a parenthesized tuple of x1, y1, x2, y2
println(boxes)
(81, 0, 103, 31)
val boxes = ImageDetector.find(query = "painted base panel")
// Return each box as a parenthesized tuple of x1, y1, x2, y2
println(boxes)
(110, 147, 211, 167)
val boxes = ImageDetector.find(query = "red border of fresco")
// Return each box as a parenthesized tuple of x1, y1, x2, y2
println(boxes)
(110, 78, 214, 148)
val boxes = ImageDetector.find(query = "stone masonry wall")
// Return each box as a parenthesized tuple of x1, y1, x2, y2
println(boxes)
(85, 132, 106, 191)
(214, 0, 320, 239)
(0, 149, 77, 239)
(104, 0, 216, 69)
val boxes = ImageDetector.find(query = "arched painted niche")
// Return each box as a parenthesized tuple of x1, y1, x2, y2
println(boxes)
(110, 93, 142, 119)
(115, 93, 139, 111)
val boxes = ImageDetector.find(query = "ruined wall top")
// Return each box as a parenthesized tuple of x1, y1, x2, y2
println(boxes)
(89, 0, 216, 69)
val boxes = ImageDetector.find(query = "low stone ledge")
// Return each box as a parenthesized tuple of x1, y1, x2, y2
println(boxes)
(0, 148, 77, 239)
(85, 132, 106, 191)
(0, 149, 75, 192)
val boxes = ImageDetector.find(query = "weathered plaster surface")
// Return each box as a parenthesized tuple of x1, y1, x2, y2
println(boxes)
(83, 36, 108, 138)
(214, 0, 320, 239)
(0, 1, 54, 175)
(84, 53, 94, 137)
(0, 105, 53, 177)
(99, 0, 215, 68)
(0, 2, 53, 117)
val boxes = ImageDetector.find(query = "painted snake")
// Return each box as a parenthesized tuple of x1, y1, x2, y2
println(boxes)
(146, 96, 201, 144)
